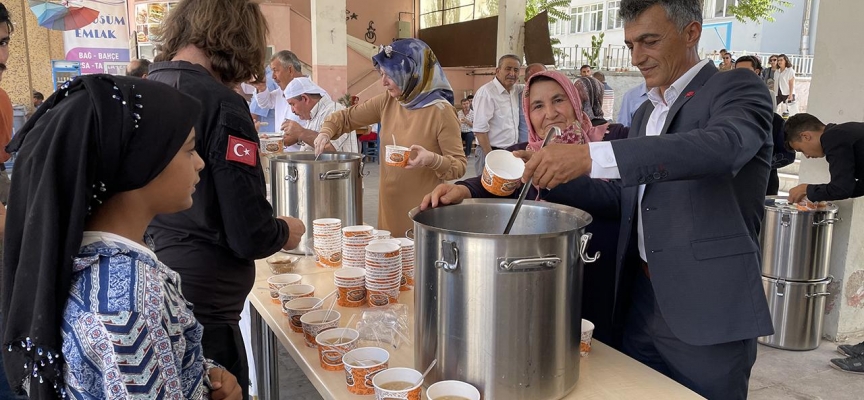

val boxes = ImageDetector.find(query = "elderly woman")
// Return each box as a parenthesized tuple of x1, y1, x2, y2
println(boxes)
(313, 39, 466, 235)
(420, 71, 626, 347)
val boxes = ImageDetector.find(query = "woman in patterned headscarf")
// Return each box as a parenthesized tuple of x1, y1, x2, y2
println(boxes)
(418, 70, 623, 348)
(574, 76, 610, 142)
(313, 38, 466, 235)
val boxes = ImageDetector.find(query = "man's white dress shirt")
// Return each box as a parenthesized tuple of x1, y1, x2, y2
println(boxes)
(472, 78, 523, 149)
(588, 59, 710, 262)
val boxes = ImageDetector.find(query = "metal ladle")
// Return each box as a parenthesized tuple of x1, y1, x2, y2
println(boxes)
(503, 126, 560, 234)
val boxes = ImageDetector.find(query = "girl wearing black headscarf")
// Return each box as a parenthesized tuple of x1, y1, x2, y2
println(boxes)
(1, 75, 240, 399)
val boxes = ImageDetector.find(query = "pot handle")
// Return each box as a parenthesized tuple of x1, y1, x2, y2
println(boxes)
(434, 240, 459, 272)
(320, 170, 351, 180)
(405, 229, 414, 239)
(285, 166, 298, 183)
(805, 292, 831, 298)
(579, 233, 600, 263)
(499, 257, 560, 272)
(360, 161, 370, 177)
(814, 217, 841, 226)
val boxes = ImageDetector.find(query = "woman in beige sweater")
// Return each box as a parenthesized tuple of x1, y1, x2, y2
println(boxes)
(316, 39, 466, 235)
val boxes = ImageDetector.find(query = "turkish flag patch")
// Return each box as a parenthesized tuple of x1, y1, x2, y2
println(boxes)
(226, 135, 258, 167)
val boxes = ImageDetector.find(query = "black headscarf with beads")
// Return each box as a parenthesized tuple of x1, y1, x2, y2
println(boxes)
(1, 74, 201, 398)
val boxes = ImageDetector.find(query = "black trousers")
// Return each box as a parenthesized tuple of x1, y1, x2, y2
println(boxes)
(767, 169, 780, 196)
(202, 323, 249, 400)
(621, 269, 757, 400)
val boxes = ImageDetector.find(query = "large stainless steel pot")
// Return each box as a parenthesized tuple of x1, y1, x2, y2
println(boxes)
(270, 152, 364, 254)
(760, 196, 839, 281)
(410, 199, 598, 400)
(759, 275, 832, 351)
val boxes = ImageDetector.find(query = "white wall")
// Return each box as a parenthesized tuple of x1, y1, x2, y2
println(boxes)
(797, 0, 864, 340)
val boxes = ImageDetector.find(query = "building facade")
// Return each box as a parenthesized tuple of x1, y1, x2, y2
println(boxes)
(551, 0, 818, 60)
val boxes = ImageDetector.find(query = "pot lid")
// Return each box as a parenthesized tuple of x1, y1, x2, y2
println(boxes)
(764, 196, 838, 213)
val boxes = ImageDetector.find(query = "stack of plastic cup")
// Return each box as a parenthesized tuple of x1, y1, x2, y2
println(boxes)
(334, 267, 366, 307)
(342, 225, 374, 268)
(364, 242, 402, 307)
(313, 218, 342, 268)
(397, 238, 415, 291)
(372, 229, 391, 240)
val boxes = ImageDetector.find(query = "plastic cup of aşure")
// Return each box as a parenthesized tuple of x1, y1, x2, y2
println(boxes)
(385, 145, 411, 167)
(267, 273, 302, 304)
(481, 149, 525, 196)
(343, 347, 390, 395)
(425, 380, 482, 400)
(315, 328, 360, 371)
(372, 367, 423, 400)
(284, 297, 322, 333)
(581, 318, 596, 356)
(300, 309, 341, 348)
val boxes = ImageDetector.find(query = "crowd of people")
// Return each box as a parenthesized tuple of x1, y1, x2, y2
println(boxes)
(0, 0, 862, 399)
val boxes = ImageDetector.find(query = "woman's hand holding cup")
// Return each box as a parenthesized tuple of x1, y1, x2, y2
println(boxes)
(405, 144, 434, 169)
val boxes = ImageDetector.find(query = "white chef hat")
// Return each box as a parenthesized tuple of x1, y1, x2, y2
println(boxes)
(283, 77, 328, 99)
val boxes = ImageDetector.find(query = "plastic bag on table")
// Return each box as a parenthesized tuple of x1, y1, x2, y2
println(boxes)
(355, 304, 412, 350)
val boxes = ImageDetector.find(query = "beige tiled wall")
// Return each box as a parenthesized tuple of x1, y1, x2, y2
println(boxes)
(3, 0, 64, 109)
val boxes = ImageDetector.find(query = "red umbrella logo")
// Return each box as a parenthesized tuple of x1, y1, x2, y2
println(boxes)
(29, 0, 100, 31)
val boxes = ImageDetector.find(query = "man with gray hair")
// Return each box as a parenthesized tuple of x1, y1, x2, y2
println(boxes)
(518, 1, 774, 397)
(472, 54, 523, 174)
(253, 50, 305, 150)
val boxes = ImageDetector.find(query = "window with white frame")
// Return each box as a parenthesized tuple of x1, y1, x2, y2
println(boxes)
(420, 0, 498, 29)
(570, 3, 604, 33)
(606, 1, 622, 30)
(550, 18, 567, 36)
(704, 0, 737, 18)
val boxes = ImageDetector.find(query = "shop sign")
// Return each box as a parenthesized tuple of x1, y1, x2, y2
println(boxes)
(63, 1, 131, 75)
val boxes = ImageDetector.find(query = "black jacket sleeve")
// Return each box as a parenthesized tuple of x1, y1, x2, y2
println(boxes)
(207, 101, 290, 259)
(807, 128, 863, 201)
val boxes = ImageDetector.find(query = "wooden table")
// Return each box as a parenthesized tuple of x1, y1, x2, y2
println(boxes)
(248, 257, 704, 400)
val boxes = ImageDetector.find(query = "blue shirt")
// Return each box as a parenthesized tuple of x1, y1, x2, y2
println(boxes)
(517, 98, 529, 143)
(250, 65, 277, 130)
(616, 82, 648, 128)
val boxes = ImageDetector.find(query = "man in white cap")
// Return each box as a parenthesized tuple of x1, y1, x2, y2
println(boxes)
(282, 77, 359, 153)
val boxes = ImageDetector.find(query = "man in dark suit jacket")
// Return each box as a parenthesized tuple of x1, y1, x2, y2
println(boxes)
(785, 113, 864, 202)
(518, 1, 774, 398)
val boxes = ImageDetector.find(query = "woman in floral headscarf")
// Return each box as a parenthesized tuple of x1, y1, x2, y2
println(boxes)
(418, 70, 625, 348)
(314, 38, 466, 236)
(573, 76, 611, 142)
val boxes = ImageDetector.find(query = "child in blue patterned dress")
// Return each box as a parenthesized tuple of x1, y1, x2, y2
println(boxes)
(1, 75, 241, 400)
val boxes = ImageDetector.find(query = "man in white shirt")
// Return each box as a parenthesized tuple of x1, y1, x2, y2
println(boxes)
(252, 50, 304, 150)
(281, 77, 359, 153)
(472, 54, 523, 174)
(517, 1, 773, 398)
